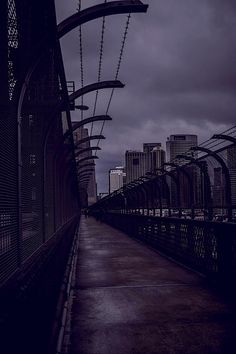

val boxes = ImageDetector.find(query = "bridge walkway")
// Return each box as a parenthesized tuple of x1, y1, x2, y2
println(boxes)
(68, 216, 236, 354)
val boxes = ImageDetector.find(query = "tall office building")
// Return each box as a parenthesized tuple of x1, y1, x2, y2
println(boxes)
(125, 143, 165, 184)
(166, 134, 198, 207)
(227, 146, 236, 206)
(73, 126, 97, 206)
(109, 167, 126, 194)
(151, 146, 166, 171)
(143, 143, 162, 154)
(166, 135, 198, 162)
(212, 167, 225, 207)
(125, 151, 149, 184)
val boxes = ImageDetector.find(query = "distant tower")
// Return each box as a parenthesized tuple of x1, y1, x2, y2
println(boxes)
(166, 134, 198, 207)
(125, 143, 165, 184)
(227, 145, 236, 206)
(125, 151, 149, 184)
(73, 127, 97, 206)
(212, 167, 225, 207)
(151, 146, 166, 171)
(166, 135, 198, 162)
(109, 167, 126, 194)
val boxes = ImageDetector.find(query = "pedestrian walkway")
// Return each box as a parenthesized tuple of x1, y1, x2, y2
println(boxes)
(69, 216, 236, 354)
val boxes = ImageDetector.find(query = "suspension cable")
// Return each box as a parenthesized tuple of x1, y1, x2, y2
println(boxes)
(95, 13, 132, 153)
(78, 0, 84, 120)
(90, 0, 108, 136)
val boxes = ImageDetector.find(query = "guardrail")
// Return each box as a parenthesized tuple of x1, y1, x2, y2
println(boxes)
(0, 215, 80, 354)
(91, 211, 236, 292)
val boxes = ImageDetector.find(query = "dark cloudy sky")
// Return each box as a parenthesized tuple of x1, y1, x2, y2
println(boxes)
(56, 0, 236, 193)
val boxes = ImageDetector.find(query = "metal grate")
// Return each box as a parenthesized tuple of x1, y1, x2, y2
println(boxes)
(0, 1, 79, 286)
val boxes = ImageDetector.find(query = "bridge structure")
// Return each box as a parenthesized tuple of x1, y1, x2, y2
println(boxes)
(0, 1, 236, 354)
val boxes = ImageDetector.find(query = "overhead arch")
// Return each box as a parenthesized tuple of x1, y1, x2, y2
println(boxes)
(211, 134, 236, 145)
(175, 154, 212, 219)
(76, 155, 98, 165)
(75, 146, 101, 157)
(64, 115, 112, 139)
(58, 1, 148, 39)
(163, 162, 194, 213)
(75, 135, 105, 148)
(77, 162, 95, 170)
(78, 169, 95, 177)
(191, 146, 232, 220)
(69, 80, 124, 102)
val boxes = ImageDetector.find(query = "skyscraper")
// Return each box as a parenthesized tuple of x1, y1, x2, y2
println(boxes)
(212, 167, 225, 207)
(151, 146, 166, 171)
(166, 135, 198, 162)
(125, 150, 150, 184)
(226, 146, 236, 206)
(143, 143, 162, 154)
(125, 143, 165, 184)
(73, 126, 97, 206)
(166, 134, 198, 207)
(109, 167, 126, 194)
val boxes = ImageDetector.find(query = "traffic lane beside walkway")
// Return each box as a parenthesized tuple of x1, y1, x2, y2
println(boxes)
(70, 217, 236, 354)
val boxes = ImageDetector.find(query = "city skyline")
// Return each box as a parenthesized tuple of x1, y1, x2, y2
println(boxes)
(56, 0, 236, 193)
(106, 135, 198, 191)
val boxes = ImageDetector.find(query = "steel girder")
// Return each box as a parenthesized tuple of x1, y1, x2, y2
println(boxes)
(77, 162, 95, 170)
(75, 135, 105, 148)
(64, 115, 112, 139)
(76, 155, 98, 165)
(176, 154, 212, 219)
(75, 146, 101, 157)
(69, 80, 124, 102)
(58, 1, 148, 38)
(163, 162, 194, 213)
(212, 134, 236, 145)
(191, 146, 232, 220)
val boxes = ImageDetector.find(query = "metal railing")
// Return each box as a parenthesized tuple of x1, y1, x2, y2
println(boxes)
(91, 127, 236, 223)
(91, 211, 236, 291)
(0, 2, 80, 353)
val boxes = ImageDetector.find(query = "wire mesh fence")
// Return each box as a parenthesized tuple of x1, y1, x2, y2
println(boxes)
(0, 0, 80, 287)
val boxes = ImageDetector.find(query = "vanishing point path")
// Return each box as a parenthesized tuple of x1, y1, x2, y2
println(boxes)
(69, 216, 236, 354)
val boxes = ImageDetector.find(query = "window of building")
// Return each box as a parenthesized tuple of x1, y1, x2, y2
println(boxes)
(133, 158, 139, 165)
(174, 136, 186, 140)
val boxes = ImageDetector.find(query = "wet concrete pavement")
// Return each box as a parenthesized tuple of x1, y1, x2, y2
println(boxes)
(69, 216, 236, 354)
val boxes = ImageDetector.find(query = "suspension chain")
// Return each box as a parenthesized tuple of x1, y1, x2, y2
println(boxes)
(90, 0, 108, 136)
(78, 0, 84, 120)
(96, 13, 132, 152)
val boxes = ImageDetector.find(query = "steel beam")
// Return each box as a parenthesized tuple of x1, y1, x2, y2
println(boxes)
(69, 80, 124, 102)
(78, 169, 94, 177)
(156, 167, 181, 217)
(76, 155, 98, 165)
(163, 162, 194, 216)
(77, 162, 96, 170)
(79, 178, 91, 184)
(75, 135, 105, 148)
(212, 134, 236, 145)
(176, 154, 212, 220)
(146, 172, 170, 212)
(75, 146, 101, 157)
(64, 115, 112, 139)
(58, 1, 148, 39)
(191, 146, 232, 220)
(75, 105, 89, 110)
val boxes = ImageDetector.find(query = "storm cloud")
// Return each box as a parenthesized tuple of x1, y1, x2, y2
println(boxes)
(56, 0, 236, 192)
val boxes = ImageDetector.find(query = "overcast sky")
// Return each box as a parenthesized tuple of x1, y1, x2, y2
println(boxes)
(56, 0, 236, 193)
